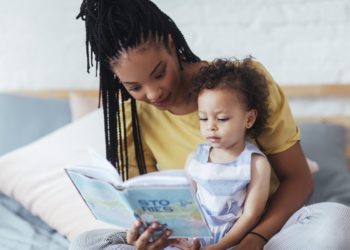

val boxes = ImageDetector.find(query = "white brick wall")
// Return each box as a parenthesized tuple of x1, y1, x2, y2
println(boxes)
(154, 0, 350, 84)
(1, 0, 350, 115)
(152, 0, 350, 117)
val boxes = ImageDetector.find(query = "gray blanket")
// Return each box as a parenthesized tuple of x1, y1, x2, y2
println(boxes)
(0, 192, 69, 250)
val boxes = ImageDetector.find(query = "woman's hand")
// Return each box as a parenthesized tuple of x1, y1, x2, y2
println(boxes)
(127, 220, 175, 250)
(233, 233, 266, 250)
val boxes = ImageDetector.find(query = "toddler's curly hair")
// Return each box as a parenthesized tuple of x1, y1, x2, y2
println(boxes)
(193, 57, 270, 138)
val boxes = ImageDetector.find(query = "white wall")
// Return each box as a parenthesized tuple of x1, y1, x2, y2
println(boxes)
(0, 0, 95, 91)
(1, 0, 350, 115)
(155, 0, 350, 85)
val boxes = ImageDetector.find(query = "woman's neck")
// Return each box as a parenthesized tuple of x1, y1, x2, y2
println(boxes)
(168, 60, 208, 115)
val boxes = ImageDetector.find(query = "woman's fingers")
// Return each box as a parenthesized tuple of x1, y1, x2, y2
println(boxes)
(134, 223, 165, 250)
(127, 220, 174, 250)
(147, 229, 173, 250)
(126, 220, 142, 244)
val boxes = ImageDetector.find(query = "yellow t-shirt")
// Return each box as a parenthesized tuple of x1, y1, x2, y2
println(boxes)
(122, 61, 300, 195)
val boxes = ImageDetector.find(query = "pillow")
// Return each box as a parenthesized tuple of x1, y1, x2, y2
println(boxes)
(69, 92, 98, 121)
(0, 94, 71, 156)
(0, 109, 118, 241)
(299, 123, 350, 206)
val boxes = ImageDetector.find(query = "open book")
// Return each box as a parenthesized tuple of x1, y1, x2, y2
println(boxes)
(65, 155, 211, 238)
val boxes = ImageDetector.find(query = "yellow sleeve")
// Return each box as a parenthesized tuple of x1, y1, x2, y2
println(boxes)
(253, 61, 301, 155)
(121, 100, 157, 178)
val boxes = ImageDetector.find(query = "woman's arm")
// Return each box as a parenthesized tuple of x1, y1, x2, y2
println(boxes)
(235, 141, 313, 249)
(206, 154, 271, 250)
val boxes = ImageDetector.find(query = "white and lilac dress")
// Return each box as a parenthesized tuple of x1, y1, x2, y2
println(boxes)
(186, 141, 264, 247)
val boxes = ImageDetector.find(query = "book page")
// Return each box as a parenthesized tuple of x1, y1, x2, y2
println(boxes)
(66, 170, 134, 229)
(125, 186, 212, 238)
(123, 170, 190, 188)
(67, 165, 123, 187)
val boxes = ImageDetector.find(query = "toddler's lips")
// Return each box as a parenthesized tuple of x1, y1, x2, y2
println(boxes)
(207, 136, 220, 143)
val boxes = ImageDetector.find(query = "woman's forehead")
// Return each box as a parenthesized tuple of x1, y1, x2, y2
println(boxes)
(111, 41, 165, 64)
(111, 45, 167, 82)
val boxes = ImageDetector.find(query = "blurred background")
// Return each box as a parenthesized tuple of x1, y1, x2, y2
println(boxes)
(1, 0, 350, 115)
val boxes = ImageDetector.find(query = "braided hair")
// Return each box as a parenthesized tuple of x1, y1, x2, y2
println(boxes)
(76, 0, 200, 180)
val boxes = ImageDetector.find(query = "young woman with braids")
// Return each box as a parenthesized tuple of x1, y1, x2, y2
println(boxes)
(71, 0, 350, 249)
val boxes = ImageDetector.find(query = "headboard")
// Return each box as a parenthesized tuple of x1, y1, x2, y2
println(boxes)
(7, 84, 350, 162)
(283, 84, 350, 162)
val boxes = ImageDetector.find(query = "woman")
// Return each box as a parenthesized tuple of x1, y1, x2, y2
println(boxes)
(71, 0, 350, 249)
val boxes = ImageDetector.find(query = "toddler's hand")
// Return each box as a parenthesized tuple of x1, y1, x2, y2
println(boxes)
(169, 238, 201, 250)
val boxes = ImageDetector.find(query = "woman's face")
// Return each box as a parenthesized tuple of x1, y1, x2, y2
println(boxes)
(110, 41, 183, 111)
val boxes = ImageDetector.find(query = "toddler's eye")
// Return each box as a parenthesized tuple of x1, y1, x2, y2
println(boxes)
(218, 118, 229, 122)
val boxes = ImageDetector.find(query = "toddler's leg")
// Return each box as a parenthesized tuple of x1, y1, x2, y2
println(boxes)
(264, 202, 350, 250)
(69, 229, 135, 250)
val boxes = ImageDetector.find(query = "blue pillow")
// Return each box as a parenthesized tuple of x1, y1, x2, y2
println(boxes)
(0, 94, 71, 156)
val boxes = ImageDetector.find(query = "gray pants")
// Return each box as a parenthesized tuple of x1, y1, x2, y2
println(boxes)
(70, 202, 350, 250)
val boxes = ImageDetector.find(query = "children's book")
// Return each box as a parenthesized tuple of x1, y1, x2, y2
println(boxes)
(65, 153, 211, 239)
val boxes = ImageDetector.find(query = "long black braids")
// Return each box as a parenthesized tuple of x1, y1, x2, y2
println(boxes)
(76, 0, 200, 180)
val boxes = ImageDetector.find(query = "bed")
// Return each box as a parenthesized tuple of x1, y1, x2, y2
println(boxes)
(0, 85, 350, 249)
(283, 84, 350, 205)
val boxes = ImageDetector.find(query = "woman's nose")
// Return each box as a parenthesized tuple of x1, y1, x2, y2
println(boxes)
(146, 86, 162, 101)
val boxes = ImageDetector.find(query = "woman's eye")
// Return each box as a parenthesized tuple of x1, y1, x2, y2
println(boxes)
(155, 68, 166, 79)
(155, 73, 164, 80)
(128, 86, 141, 92)
(199, 118, 207, 121)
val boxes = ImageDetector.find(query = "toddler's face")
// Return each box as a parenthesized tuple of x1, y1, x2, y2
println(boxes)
(198, 88, 255, 150)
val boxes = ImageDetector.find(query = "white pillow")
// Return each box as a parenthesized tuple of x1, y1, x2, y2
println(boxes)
(0, 109, 119, 241)
(0, 106, 320, 241)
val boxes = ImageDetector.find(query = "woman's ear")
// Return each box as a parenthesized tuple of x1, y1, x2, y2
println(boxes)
(167, 34, 176, 53)
(246, 109, 257, 128)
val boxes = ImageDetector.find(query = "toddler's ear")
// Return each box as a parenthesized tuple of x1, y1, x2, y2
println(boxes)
(246, 109, 257, 128)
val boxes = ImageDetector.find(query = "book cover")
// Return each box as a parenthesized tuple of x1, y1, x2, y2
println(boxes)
(66, 167, 212, 238)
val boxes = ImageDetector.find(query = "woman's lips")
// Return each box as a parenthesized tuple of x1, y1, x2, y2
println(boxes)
(151, 93, 171, 107)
